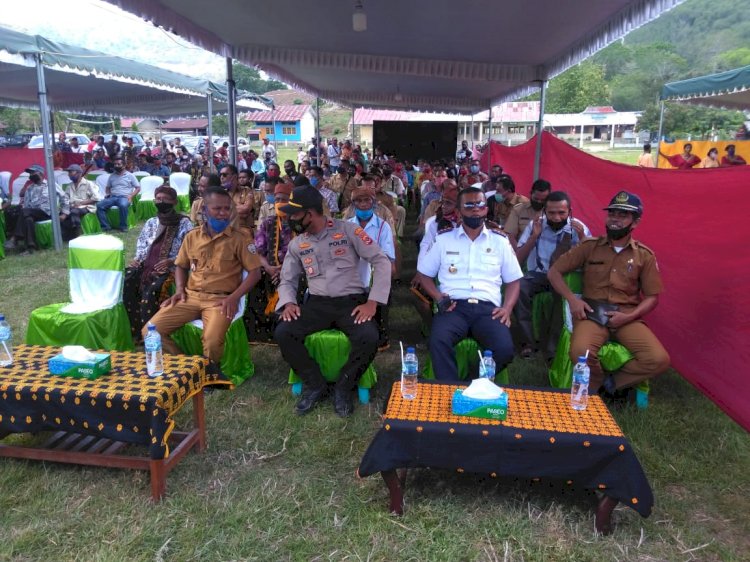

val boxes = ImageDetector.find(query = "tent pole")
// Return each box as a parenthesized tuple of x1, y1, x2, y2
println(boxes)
(207, 92, 215, 173)
(35, 53, 62, 252)
(351, 105, 355, 144)
(271, 102, 276, 151)
(226, 57, 237, 166)
(470, 114, 474, 150)
(533, 80, 547, 181)
(656, 100, 665, 167)
(487, 105, 493, 172)
(315, 97, 321, 166)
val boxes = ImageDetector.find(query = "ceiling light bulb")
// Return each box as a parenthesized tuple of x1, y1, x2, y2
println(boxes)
(353, 1, 367, 32)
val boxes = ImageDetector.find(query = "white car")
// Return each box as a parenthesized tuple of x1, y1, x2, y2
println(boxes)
(27, 133, 90, 149)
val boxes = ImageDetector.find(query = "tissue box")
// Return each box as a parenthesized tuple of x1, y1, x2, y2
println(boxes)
(48, 353, 112, 380)
(451, 388, 508, 420)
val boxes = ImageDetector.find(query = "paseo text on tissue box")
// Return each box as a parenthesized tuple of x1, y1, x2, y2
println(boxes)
(451, 388, 508, 420)
(48, 353, 112, 380)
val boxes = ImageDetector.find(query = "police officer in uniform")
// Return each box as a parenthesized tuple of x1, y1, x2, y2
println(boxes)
(275, 185, 391, 417)
(547, 191, 670, 395)
(417, 187, 523, 380)
(145, 187, 262, 365)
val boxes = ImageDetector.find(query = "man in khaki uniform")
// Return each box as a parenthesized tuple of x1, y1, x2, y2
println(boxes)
(275, 185, 391, 417)
(220, 164, 254, 234)
(548, 191, 670, 395)
(504, 179, 551, 246)
(487, 175, 529, 228)
(145, 187, 262, 364)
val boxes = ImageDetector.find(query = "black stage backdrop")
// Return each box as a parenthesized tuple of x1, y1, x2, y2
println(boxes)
(373, 121, 458, 162)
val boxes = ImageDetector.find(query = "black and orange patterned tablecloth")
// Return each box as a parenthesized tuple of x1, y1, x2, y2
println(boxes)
(0, 345, 230, 459)
(359, 381, 653, 517)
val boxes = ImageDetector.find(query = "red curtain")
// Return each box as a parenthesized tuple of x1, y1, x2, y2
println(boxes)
(0, 149, 84, 185)
(481, 133, 750, 432)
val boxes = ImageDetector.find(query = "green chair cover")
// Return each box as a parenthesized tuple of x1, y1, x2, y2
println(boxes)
(422, 338, 510, 384)
(81, 212, 102, 235)
(106, 206, 138, 230)
(171, 320, 253, 386)
(26, 234, 133, 351)
(532, 291, 554, 342)
(35, 220, 53, 249)
(177, 195, 191, 213)
(137, 200, 157, 221)
(26, 302, 133, 350)
(0, 210, 5, 259)
(288, 329, 377, 403)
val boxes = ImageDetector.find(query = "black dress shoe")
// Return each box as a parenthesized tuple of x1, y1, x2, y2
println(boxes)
(333, 387, 354, 418)
(295, 385, 327, 415)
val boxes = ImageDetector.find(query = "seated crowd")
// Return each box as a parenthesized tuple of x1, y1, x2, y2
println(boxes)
(2, 136, 671, 417)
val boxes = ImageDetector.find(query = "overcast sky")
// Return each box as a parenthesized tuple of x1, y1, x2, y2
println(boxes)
(0, 0, 227, 81)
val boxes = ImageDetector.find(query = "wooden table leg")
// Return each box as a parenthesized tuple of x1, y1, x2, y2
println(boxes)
(595, 494, 618, 535)
(381, 469, 404, 515)
(150, 459, 166, 501)
(192, 390, 206, 453)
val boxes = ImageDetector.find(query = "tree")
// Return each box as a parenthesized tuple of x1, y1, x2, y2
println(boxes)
(712, 47, 750, 71)
(545, 61, 610, 113)
(232, 63, 288, 94)
(637, 102, 745, 139)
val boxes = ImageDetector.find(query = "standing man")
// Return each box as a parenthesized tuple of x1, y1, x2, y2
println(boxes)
(637, 143, 655, 167)
(504, 179, 551, 247)
(68, 136, 84, 154)
(307, 166, 339, 215)
(104, 134, 121, 160)
(4, 164, 69, 256)
(327, 137, 342, 173)
(659, 143, 700, 169)
(417, 187, 523, 380)
(547, 191, 670, 395)
(481, 164, 504, 192)
(262, 137, 277, 164)
(721, 144, 747, 167)
(55, 133, 71, 153)
(62, 164, 101, 239)
(283, 160, 300, 184)
(144, 187, 262, 366)
(456, 140, 472, 164)
(274, 186, 391, 417)
(331, 161, 359, 210)
(96, 157, 140, 232)
(514, 191, 590, 359)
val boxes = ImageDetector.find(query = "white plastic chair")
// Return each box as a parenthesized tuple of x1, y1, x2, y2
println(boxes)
(96, 174, 111, 199)
(134, 171, 149, 183)
(139, 176, 165, 202)
(0, 171, 11, 200)
(169, 172, 191, 197)
(55, 170, 72, 191)
(11, 173, 29, 205)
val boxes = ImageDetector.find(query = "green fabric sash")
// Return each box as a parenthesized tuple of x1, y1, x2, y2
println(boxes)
(35, 221, 53, 249)
(288, 329, 377, 389)
(70, 247, 124, 271)
(26, 302, 134, 351)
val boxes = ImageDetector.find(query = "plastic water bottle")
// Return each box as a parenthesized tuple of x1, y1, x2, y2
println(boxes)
(401, 347, 418, 400)
(0, 314, 12, 367)
(570, 355, 590, 410)
(144, 323, 164, 377)
(479, 350, 496, 382)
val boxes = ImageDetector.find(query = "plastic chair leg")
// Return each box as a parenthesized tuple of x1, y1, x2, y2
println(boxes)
(357, 386, 370, 404)
(635, 388, 649, 409)
(291, 382, 302, 396)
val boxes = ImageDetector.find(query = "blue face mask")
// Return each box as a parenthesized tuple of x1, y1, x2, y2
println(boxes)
(494, 192, 504, 203)
(207, 216, 230, 233)
(355, 208, 374, 221)
(309, 176, 319, 187)
(265, 194, 275, 204)
(470, 165, 480, 174)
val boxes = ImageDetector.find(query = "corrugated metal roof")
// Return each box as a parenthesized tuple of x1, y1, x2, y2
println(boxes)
(352, 108, 464, 125)
(162, 118, 209, 129)
(245, 104, 311, 122)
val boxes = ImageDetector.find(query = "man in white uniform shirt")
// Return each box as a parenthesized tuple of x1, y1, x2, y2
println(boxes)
(417, 187, 523, 380)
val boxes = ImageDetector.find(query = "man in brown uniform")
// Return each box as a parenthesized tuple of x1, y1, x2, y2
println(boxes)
(275, 185, 391, 417)
(145, 187, 262, 365)
(220, 164, 254, 234)
(486, 174, 529, 228)
(547, 191, 670, 395)
(504, 179, 551, 246)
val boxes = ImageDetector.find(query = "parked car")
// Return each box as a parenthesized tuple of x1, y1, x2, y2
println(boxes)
(0, 133, 33, 148)
(27, 133, 90, 149)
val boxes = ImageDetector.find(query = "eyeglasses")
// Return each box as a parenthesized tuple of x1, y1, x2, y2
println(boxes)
(462, 201, 487, 210)
(219, 172, 231, 177)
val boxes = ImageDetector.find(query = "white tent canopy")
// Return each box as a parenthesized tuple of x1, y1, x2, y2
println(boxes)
(106, 0, 684, 114)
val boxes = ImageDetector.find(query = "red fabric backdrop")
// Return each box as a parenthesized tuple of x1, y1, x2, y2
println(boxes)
(481, 133, 750, 432)
(0, 149, 84, 188)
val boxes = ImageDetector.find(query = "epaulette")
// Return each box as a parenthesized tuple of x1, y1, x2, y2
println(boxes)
(437, 222, 454, 234)
(580, 236, 600, 244)
(634, 240, 655, 255)
(485, 220, 507, 237)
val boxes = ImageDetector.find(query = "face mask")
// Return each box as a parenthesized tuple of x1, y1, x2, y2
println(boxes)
(309, 177, 319, 187)
(222, 180, 233, 190)
(288, 212, 309, 234)
(383, 170, 392, 176)
(29, 173, 41, 183)
(207, 216, 230, 233)
(274, 202, 287, 219)
(156, 202, 175, 214)
(265, 194, 275, 204)
(494, 193, 504, 203)
(547, 219, 567, 232)
(114, 165, 123, 172)
(284, 168, 294, 176)
(606, 224, 632, 241)
(470, 165, 480, 174)
(530, 199, 545, 211)
(462, 215, 484, 229)
(267, 169, 278, 178)
(355, 208, 374, 221)
(68, 174, 79, 183)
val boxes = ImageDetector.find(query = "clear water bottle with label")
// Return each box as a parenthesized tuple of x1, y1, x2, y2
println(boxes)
(570, 355, 590, 410)
(401, 347, 418, 400)
(0, 314, 12, 367)
(144, 323, 164, 377)
(479, 350, 496, 382)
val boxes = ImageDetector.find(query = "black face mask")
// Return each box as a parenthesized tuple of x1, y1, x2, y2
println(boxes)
(156, 202, 175, 214)
(29, 173, 41, 183)
(114, 165, 124, 172)
(284, 168, 295, 176)
(461, 215, 484, 229)
(530, 199, 545, 211)
(606, 225, 633, 240)
(548, 219, 567, 231)
(288, 212, 310, 235)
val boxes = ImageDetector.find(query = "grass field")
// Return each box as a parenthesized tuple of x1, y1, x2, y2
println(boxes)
(0, 202, 748, 561)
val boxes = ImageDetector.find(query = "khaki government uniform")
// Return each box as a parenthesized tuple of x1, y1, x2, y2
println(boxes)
(549, 236, 670, 391)
(504, 201, 542, 243)
(144, 225, 261, 363)
(190, 197, 204, 226)
(231, 187, 255, 232)
(490, 193, 528, 227)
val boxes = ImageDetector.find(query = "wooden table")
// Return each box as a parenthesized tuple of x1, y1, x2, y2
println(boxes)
(358, 381, 653, 534)
(0, 345, 230, 500)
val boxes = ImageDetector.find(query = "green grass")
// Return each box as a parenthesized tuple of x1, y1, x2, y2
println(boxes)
(0, 212, 748, 561)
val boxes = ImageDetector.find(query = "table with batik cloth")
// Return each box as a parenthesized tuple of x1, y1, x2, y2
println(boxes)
(0, 345, 231, 500)
(358, 381, 653, 534)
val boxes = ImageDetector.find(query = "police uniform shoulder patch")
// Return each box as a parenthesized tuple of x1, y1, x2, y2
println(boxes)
(436, 218, 454, 233)
(353, 226, 364, 236)
(356, 227, 373, 245)
(437, 224, 454, 235)
(486, 220, 507, 237)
